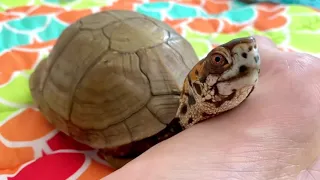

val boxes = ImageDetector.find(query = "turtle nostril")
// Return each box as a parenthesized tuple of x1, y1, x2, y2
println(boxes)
(254, 55, 260, 63)
(239, 65, 248, 73)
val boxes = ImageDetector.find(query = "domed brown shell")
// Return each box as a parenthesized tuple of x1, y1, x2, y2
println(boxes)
(29, 10, 199, 150)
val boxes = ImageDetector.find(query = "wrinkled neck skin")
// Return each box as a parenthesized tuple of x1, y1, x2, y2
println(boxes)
(175, 36, 261, 129)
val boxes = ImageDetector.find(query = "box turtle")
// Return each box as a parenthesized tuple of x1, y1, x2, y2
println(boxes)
(29, 10, 261, 168)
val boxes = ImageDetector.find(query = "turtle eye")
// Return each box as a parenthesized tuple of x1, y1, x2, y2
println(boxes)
(211, 54, 227, 66)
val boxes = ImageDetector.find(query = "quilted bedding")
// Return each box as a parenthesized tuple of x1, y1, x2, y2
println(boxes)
(0, 0, 319, 179)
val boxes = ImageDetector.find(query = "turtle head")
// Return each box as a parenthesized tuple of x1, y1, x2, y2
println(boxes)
(204, 36, 260, 89)
(176, 36, 261, 128)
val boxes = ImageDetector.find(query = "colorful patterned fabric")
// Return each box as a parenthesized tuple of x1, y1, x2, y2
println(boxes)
(0, 0, 319, 179)
(242, 0, 320, 9)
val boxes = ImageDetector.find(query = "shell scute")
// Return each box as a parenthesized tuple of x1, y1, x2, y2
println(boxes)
(103, 18, 169, 53)
(79, 12, 118, 30)
(43, 22, 82, 83)
(124, 107, 166, 142)
(167, 33, 199, 69)
(147, 95, 180, 124)
(102, 122, 132, 148)
(42, 29, 110, 120)
(71, 51, 151, 130)
(137, 43, 191, 95)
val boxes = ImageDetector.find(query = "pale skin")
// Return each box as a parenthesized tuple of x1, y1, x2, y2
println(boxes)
(102, 36, 320, 180)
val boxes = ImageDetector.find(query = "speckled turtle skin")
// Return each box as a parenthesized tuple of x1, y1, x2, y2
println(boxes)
(29, 10, 261, 169)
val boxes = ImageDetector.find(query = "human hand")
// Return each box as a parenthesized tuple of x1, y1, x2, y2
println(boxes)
(102, 36, 320, 180)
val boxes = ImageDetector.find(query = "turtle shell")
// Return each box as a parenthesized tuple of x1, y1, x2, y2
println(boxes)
(29, 10, 199, 150)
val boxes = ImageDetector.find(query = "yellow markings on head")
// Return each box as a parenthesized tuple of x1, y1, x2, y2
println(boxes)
(188, 60, 205, 83)
(181, 78, 189, 96)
